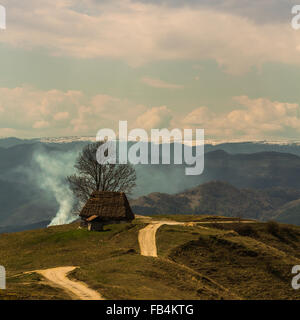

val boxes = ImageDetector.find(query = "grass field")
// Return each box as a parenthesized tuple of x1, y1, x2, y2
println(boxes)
(151, 214, 244, 222)
(157, 221, 300, 299)
(0, 217, 299, 300)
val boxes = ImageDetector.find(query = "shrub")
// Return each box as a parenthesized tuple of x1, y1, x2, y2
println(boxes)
(234, 224, 257, 237)
(209, 223, 225, 230)
(266, 221, 280, 236)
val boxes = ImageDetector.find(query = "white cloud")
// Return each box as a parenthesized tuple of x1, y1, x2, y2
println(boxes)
(135, 0, 292, 25)
(1, 0, 300, 74)
(182, 96, 300, 138)
(1, 85, 300, 140)
(54, 112, 69, 121)
(141, 77, 184, 89)
(182, 106, 212, 125)
(33, 120, 50, 129)
(136, 106, 172, 130)
(0, 86, 171, 137)
(0, 128, 18, 137)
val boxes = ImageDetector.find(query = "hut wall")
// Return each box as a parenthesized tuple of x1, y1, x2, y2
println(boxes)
(83, 217, 133, 232)
(88, 221, 104, 231)
(105, 220, 130, 225)
(80, 219, 88, 228)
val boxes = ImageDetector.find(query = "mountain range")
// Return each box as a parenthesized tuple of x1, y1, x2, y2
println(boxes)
(130, 181, 300, 225)
(1, 138, 300, 232)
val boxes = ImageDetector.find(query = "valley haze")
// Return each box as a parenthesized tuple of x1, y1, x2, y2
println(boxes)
(1, 137, 300, 233)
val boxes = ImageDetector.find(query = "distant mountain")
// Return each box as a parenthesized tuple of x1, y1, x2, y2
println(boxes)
(0, 220, 51, 234)
(202, 150, 300, 189)
(2, 139, 300, 232)
(271, 199, 300, 226)
(1, 199, 58, 227)
(131, 181, 300, 225)
(136, 149, 300, 196)
(4, 136, 300, 156)
(0, 137, 38, 148)
(0, 179, 58, 228)
(205, 141, 300, 156)
(0, 179, 36, 222)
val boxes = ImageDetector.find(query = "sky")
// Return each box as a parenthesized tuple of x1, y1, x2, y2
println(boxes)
(0, 0, 300, 140)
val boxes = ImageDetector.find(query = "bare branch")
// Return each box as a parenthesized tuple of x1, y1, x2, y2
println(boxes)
(67, 142, 136, 213)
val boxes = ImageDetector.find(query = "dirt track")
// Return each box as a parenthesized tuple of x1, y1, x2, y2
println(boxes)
(138, 220, 183, 257)
(34, 218, 254, 298)
(36, 267, 103, 300)
(138, 218, 254, 257)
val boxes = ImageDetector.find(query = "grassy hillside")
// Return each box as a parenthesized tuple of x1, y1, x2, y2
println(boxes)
(0, 217, 299, 300)
(157, 221, 300, 300)
(0, 219, 236, 300)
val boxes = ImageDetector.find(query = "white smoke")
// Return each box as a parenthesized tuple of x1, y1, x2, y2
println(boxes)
(33, 150, 78, 226)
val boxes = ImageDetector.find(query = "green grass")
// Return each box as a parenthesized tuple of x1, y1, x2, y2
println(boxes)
(152, 214, 245, 222)
(0, 222, 142, 273)
(69, 254, 237, 300)
(0, 218, 233, 300)
(157, 221, 300, 300)
(1, 273, 70, 300)
(0, 221, 144, 300)
(1, 217, 300, 300)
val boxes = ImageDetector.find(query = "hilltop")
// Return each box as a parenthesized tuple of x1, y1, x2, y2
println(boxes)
(0, 216, 299, 300)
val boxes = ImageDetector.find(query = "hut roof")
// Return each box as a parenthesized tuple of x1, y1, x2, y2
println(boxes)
(80, 191, 135, 221)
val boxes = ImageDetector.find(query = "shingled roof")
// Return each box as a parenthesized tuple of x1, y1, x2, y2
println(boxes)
(80, 191, 135, 222)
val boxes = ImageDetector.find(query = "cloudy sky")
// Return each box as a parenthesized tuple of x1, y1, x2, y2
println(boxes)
(0, 0, 300, 140)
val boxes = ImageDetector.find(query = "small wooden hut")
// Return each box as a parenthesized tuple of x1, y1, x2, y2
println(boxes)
(79, 191, 135, 231)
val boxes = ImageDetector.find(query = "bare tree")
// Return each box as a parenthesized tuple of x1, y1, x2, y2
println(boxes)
(67, 142, 136, 210)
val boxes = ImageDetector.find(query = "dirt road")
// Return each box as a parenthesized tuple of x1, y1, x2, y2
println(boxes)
(138, 220, 183, 257)
(36, 267, 103, 300)
(138, 218, 254, 257)
(34, 218, 254, 298)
